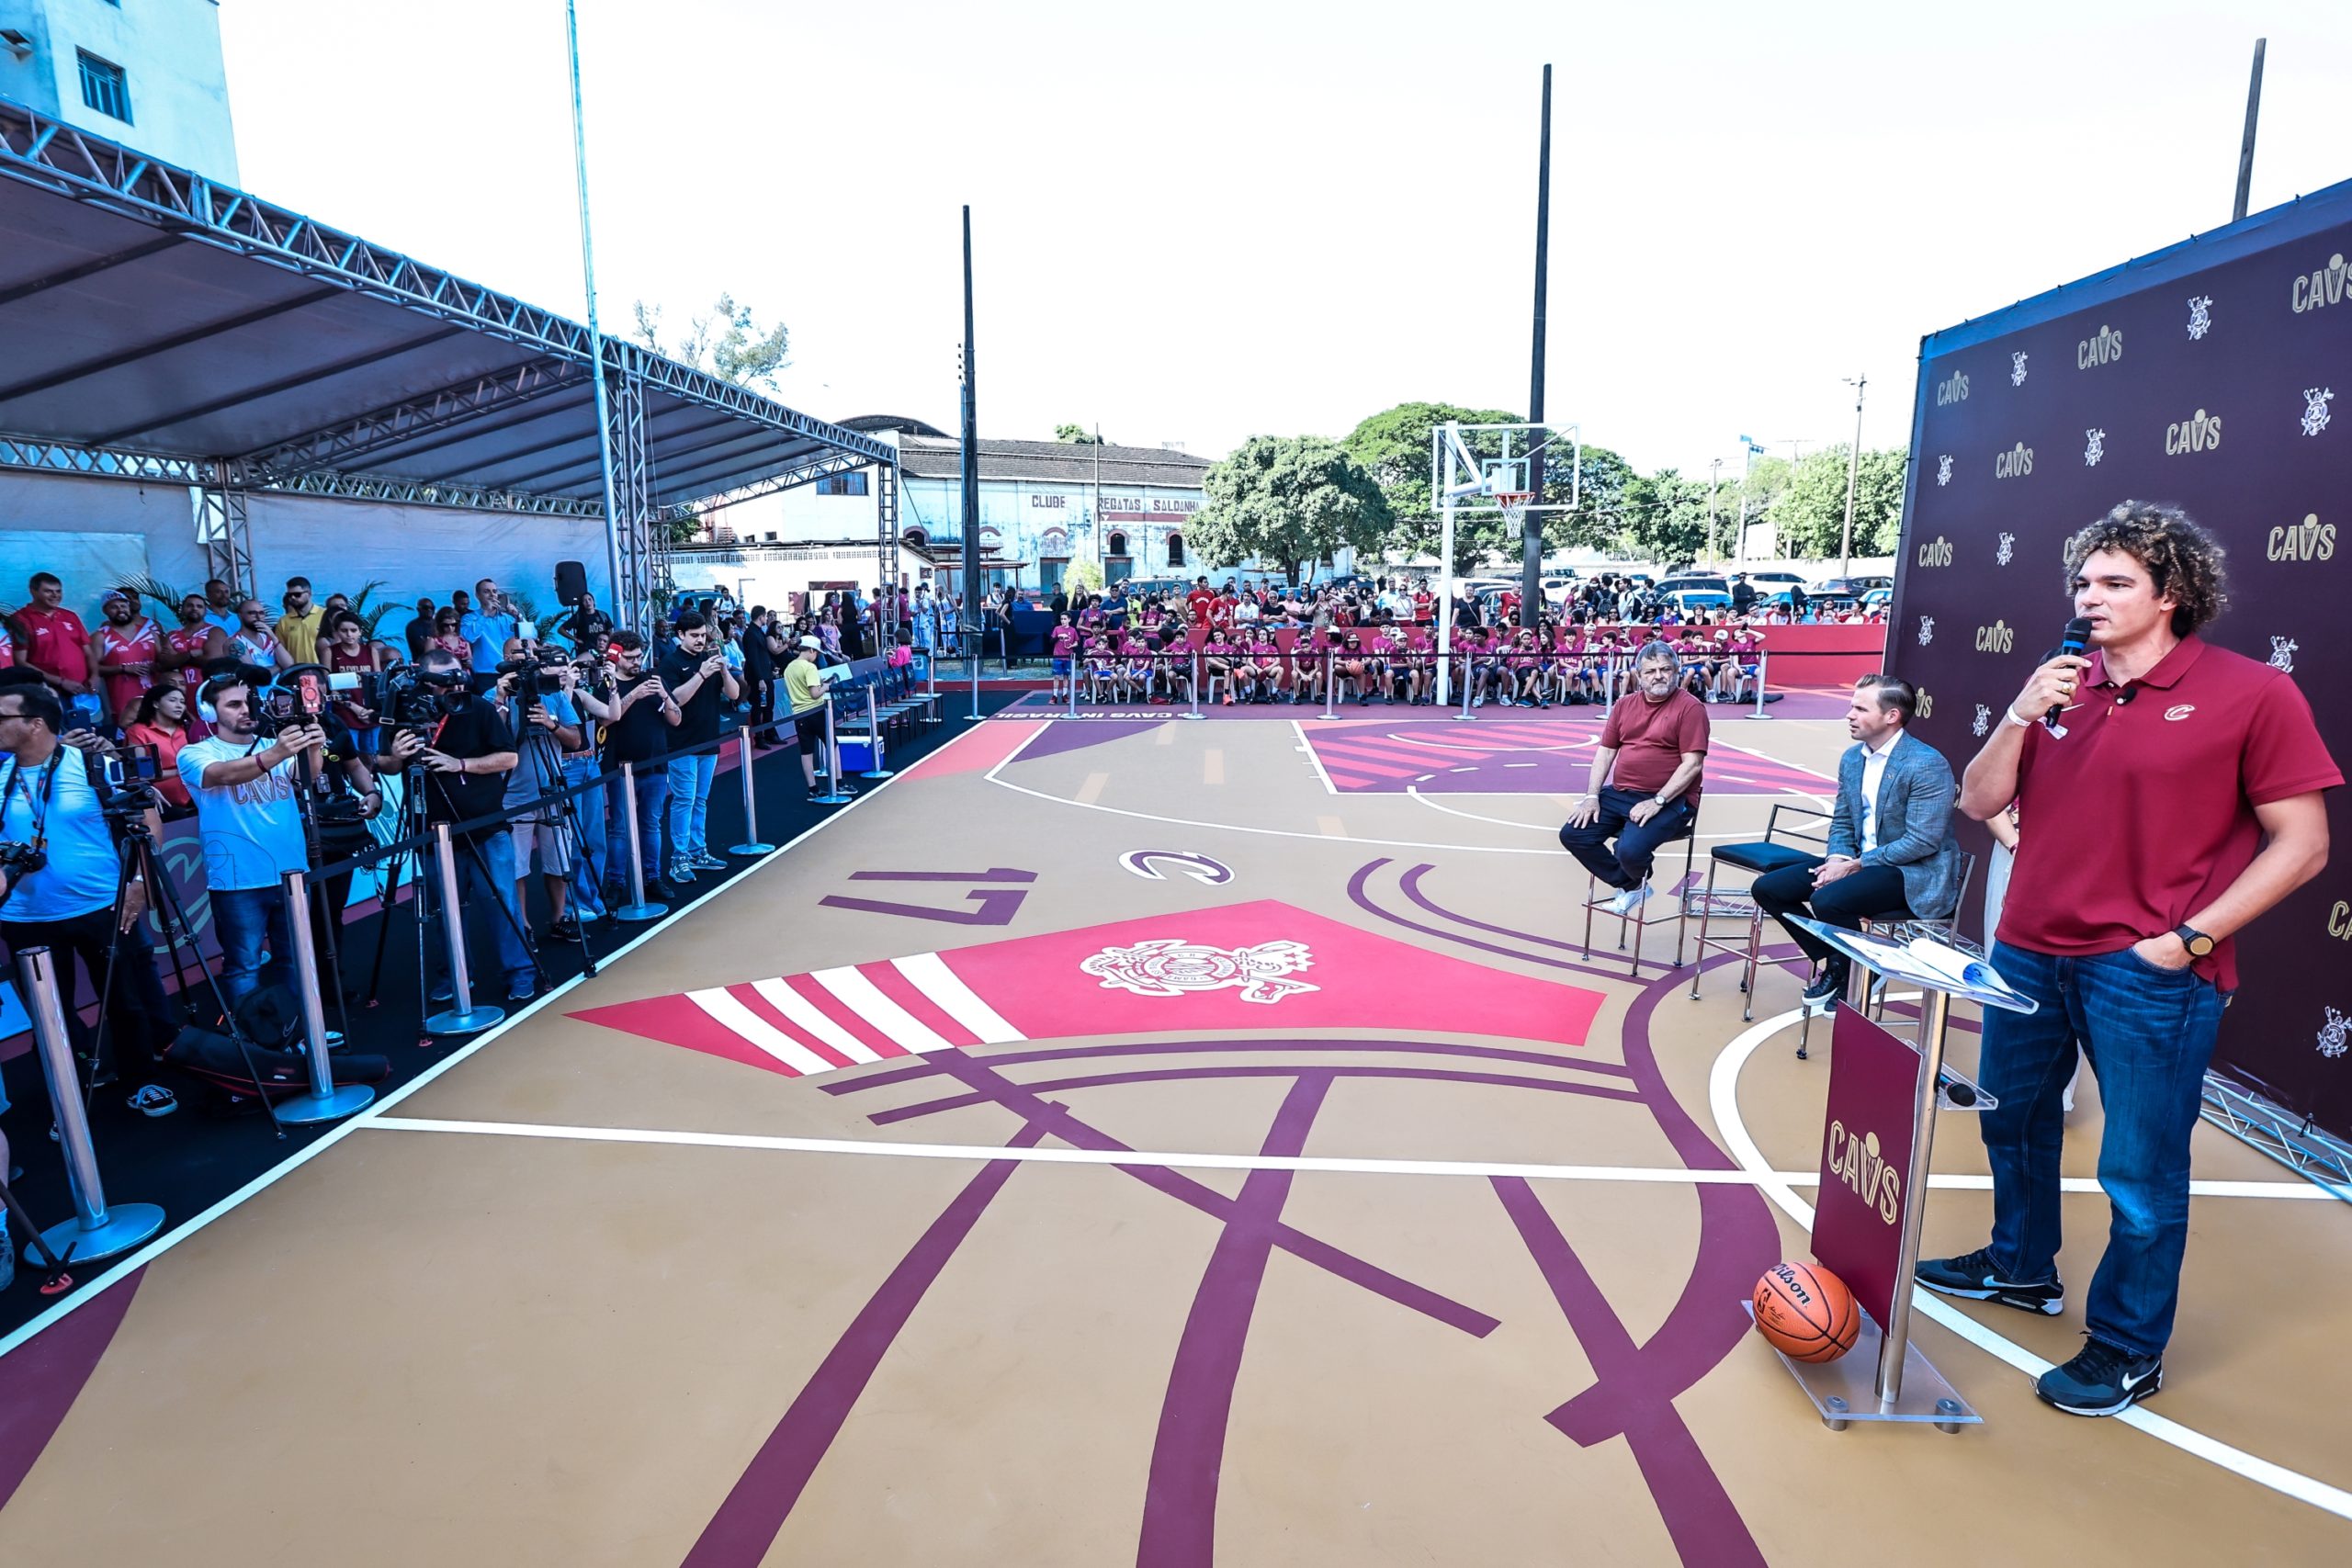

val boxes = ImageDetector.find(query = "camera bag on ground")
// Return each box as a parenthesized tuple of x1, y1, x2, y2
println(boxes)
(161, 984, 390, 1107)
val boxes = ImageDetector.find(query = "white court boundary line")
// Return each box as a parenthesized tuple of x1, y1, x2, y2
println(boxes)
(1290, 719, 1340, 795)
(350, 1114, 2327, 1201)
(1708, 1008, 2352, 1523)
(0, 723, 964, 1363)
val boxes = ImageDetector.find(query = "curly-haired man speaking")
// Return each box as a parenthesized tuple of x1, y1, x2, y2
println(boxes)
(1923, 502, 2339, 1416)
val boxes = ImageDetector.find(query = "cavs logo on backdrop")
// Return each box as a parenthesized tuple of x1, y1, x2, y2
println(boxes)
(2290, 253, 2349, 314)
(1974, 620, 2015, 653)
(1826, 1120, 1903, 1224)
(2267, 513, 2335, 562)
(2076, 324, 2124, 368)
(1935, 370, 1970, 405)
(1916, 536, 1953, 568)
(2165, 409, 2223, 455)
(1994, 442, 2033, 479)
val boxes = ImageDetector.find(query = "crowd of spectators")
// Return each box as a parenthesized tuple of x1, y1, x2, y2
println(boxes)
(0, 566, 889, 1140)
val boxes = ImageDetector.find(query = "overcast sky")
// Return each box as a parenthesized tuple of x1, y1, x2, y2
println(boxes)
(216, 1, 2352, 479)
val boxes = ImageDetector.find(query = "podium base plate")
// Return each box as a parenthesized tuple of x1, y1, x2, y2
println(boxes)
(1743, 1302, 1982, 1432)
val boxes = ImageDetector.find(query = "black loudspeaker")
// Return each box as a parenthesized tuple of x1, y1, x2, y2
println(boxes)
(554, 559, 589, 607)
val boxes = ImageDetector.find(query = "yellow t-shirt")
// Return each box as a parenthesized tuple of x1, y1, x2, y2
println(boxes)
(276, 607, 326, 664)
(784, 658, 831, 716)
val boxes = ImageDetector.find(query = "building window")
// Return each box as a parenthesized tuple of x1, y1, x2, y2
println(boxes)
(816, 471, 869, 497)
(901, 527, 928, 548)
(764, 531, 778, 541)
(76, 51, 132, 124)
(1107, 531, 1128, 557)
(1167, 533, 1185, 568)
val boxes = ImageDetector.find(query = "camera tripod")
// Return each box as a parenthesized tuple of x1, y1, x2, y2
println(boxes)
(89, 797, 298, 1134)
(513, 709, 603, 976)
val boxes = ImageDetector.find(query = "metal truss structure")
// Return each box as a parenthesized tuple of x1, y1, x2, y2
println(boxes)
(0, 96, 896, 623)
(2200, 1073, 2352, 1205)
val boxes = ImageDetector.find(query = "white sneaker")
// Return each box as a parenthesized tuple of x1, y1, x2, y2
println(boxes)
(1606, 885, 1652, 916)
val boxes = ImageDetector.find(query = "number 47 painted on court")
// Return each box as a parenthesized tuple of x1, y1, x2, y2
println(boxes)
(818, 869, 1036, 925)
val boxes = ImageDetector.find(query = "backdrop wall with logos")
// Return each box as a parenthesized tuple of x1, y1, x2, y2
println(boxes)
(1888, 177, 2352, 1143)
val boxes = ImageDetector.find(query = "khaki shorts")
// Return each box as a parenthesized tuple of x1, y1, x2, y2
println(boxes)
(510, 817, 577, 876)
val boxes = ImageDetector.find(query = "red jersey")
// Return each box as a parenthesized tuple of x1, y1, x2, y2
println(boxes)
(164, 625, 213, 692)
(1185, 589, 1215, 626)
(96, 617, 161, 718)
(1412, 592, 1433, 624)
(15, 605, 89, 683)
(1050, 627, 1080, 658)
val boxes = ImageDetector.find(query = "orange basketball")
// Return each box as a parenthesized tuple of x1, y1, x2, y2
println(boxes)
(1753, 1260, 1860, 1363)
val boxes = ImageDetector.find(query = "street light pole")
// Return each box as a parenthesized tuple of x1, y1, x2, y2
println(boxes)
(1707, 457, 1722, 566)
(1840, 374, 1867, 579)
(564, 0, 626, 628)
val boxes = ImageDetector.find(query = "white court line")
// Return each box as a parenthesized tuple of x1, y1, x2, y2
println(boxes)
(348, 1115, 2326, 1201)
(1290, 719, 1340, 795)
(0, 738, 933, 1364)
(1708, 1009, 2352, 1522)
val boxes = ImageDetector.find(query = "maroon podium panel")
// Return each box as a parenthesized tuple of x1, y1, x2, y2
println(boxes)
(1811, 1005, 1922, 1332)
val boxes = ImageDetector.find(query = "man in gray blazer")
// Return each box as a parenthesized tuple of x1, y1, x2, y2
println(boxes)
(1753, 673, 1962, 1010)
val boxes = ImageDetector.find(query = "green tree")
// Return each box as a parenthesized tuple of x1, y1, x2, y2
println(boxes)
(1191, 435, 1393, 583)
(629, 294, 790, 393)
(1620, 469, 1713, 567)
(1767, 446, 1908, 560)
(1054, 423, 1102, 445)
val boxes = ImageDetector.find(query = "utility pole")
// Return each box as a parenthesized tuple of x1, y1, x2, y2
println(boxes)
(1707, 457, 1722, 567)
(1735, 435, 1762, 567)
(2233, 39, 2267, 222)
(959, 206, 980, 687)
(1840, 375, 1867, 578)
(565, 0, 626, 628)
(1521, 63, 1553, 629)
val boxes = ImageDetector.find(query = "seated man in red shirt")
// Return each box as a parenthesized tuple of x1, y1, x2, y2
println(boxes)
(1927, 502, 2336, 1419)
(1558, 641, 1707, 914)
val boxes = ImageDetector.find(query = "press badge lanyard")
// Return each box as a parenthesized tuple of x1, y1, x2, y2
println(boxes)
(0, 750, 67, 853)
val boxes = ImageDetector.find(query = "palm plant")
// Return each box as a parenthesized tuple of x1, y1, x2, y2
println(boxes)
(343, 579, 402, 639)
(120, 573, 188, 616)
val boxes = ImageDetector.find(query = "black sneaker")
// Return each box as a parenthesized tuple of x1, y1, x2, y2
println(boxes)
(1916, 1247, 2064, 1315)
(548, 914, 583, 944)
(1801, 964, 1847, 1014)
(2036, 1337, 2162, 1416)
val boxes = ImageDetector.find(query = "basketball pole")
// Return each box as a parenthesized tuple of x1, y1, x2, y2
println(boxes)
(960, 206, 982, 717)
(1521, 64, 1553, 630)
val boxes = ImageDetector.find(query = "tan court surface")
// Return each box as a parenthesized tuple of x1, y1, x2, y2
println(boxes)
(2, 709, 2348, 1566)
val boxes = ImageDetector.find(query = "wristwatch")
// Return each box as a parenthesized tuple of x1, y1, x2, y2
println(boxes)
(2173, 922, 2216, 958)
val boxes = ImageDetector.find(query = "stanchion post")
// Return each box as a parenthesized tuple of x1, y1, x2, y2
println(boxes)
(614, 762, 667, 921)
(1183, 649, 1204, 720)
(1454, 647, 1477, 720)
(275, 869, 376, 1122)
(1318, 648, 1339, 721)
(1069, 650, 1081, 719)
(966, 626, 984, 722)
(812, 694, 855, 805)
(729, 729, 776, 855)
(17, 946, 165, 1263)
(1747, 648, 1772, 720)
(424, 823, 506, 1032)
(859, 683, 895, 778)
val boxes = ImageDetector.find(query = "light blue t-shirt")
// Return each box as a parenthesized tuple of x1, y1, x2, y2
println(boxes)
(502, 689, 582, 810)
(0, 750, 120, 920)
(178, 735, 309, 892)
(460, 610, 518, 673)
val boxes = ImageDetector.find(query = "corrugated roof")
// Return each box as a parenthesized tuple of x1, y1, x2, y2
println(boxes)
(896, 434, 1214, 488)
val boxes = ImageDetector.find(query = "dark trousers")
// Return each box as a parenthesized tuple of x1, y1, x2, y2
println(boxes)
(748, 676, 778, 741)
(1, 906, 173, 1077)
(1750, 857, 1911, 968)
(1556, 785, 1696, 890)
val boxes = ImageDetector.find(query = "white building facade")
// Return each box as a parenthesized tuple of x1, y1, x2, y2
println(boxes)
(0, 0, 240, 181)
(752, 423, 1214, 597)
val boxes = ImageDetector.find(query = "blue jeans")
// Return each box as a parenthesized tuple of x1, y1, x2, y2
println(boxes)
(210, 885, 294, 1008)
(1555, 785, 1696, 890)
(562, 757, 608, 917)
(1976, 942, 2227, 1358)
(666, 750, 718, 863)
(605, 766, 669, 892)
(424, 828, 537, 998)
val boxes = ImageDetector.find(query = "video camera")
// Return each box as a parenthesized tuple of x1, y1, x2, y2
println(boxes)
(493, 646, 571, 709)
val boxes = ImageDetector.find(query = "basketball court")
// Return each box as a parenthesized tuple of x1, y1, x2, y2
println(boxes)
(2, 705, 2347, 1567)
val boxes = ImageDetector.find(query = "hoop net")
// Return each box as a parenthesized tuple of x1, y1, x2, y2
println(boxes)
(1494, 491, 1536, 526)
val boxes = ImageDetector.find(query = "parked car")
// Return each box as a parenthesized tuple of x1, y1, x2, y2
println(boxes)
(1656, 573, 1731, 600)
(1860, 588, 1893, 613)
(1661, 587, 1733, 616)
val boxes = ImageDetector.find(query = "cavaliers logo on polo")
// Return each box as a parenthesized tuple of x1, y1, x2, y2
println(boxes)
(2290, 253, 2349, 314)
(2076, 324, 2124, 367)
(1826, 1120, 1902, 1224)
(2267, 513, 2335, 562)
(2165, 409, 2222, 455)
(1935, 370, 1970, 405)
(1916, 536, 1953, 567)
(1973, 620, 2014, 653)
(1993, 442, 2033, 479)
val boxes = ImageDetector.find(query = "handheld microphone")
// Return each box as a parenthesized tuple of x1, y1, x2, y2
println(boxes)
(2047, 616, 2093, 728)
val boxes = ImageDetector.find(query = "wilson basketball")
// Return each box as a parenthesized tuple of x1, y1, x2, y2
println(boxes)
(1753, 1260, 1860, 1363)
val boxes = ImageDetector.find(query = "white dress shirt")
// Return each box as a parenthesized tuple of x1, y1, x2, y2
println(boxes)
(1859, 730, 1904, 854)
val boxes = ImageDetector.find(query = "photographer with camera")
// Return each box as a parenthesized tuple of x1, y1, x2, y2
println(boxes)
(178, 672, 334, 1010)
(572, 629, 680, 905)
(489, 637, 592, 942)
(382, 649, 539, 1004)
(0, 671, 176, 1114)
(657, 612, 738, 886)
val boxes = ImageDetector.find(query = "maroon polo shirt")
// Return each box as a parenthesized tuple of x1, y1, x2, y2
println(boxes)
(1601, 687, 1710, 804)
(1998, 635, 2340, 989)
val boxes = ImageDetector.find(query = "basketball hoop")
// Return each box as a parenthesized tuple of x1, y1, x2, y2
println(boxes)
(1495, 491, 1536, 527)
